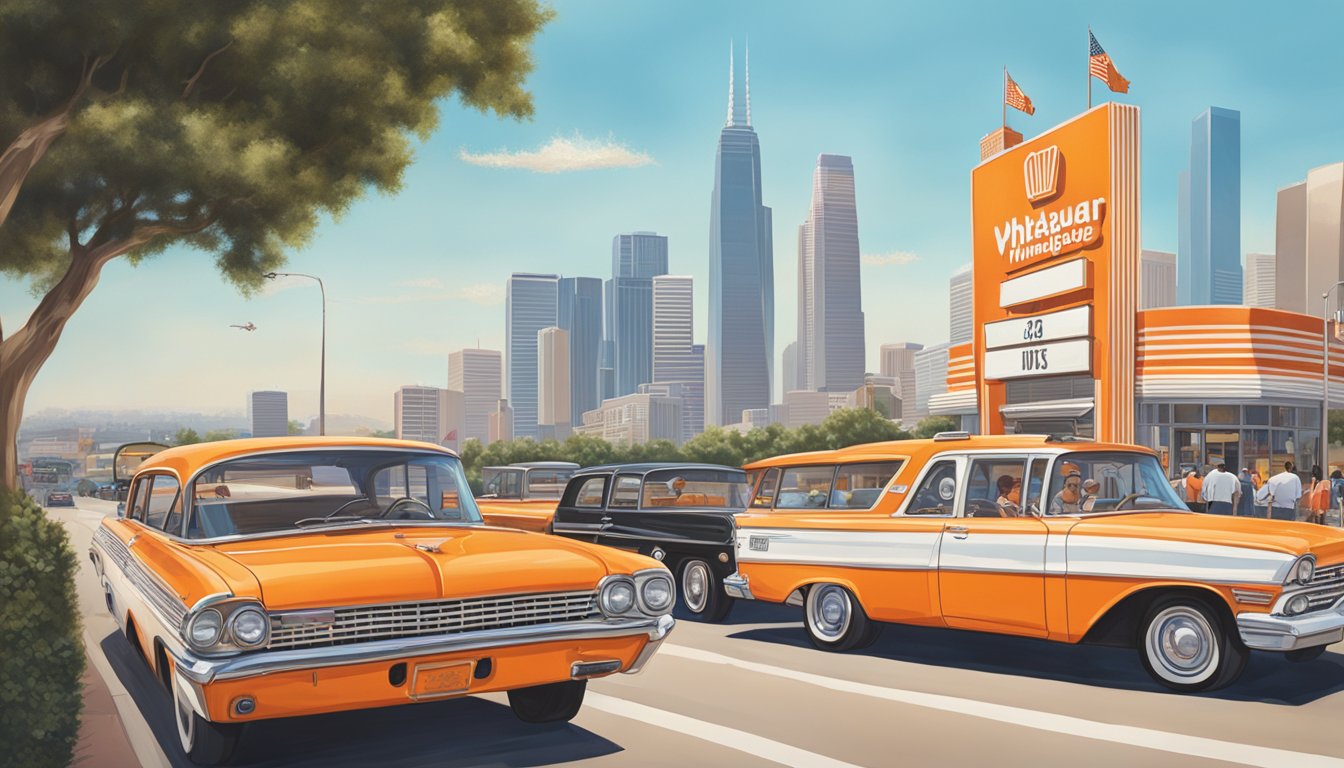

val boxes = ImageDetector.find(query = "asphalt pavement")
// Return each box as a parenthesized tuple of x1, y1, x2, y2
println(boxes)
(54, 497, 1344, 768)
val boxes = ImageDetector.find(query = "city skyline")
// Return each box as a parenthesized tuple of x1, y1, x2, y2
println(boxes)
(5, 2, 1344, 421)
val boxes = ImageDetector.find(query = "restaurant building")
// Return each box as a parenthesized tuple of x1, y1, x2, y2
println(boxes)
(929, 103, 1343, 479)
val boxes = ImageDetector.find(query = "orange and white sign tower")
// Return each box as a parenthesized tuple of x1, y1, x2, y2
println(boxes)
(970, 103, 1141, 442)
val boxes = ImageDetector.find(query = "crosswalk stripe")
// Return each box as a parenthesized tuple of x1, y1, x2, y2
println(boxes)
(584, 692, 866, 768)
(661, 644, 1344, 768)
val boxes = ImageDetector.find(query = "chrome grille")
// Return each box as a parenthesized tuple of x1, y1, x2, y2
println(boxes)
(1310, 563, 1344, 587)
(1299, 561, 1344, 614)
(267, 590, 600, 650)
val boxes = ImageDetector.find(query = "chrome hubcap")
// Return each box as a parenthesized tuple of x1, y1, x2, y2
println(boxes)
(808, 585, 852, 640)
(683, 562, 709, 613)
(1146, 605, 1218, 684)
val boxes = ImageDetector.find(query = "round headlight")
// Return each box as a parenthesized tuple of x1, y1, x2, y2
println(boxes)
(640, 576, 673, 613)
(1295, 557, 1315, 585)
(229, 607, 269, 647)
(601, 580, 636, 615)
(1286, 595, 1311, 616)
(188, 609, 223, 648)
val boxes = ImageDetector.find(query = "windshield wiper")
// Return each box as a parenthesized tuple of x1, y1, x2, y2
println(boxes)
(293, 516, 378, 529)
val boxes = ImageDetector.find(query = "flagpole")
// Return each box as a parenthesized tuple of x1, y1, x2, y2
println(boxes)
(1002, 66, 1007, 129)
(1087, 27, 1093, 109)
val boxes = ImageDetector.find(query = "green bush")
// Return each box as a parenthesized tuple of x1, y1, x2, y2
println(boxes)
(0, 488, 84, 768)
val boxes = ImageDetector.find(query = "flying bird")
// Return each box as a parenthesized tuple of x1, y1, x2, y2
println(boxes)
(230, 322, 257, 332)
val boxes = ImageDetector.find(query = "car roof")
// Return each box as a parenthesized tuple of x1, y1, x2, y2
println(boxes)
(134, 436, 457, 480)
(574, 462, 745, 477)
(743, 434, 1154, 470)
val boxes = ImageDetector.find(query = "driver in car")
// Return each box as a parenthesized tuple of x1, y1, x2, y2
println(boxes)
(1048, 465, 1085, 515)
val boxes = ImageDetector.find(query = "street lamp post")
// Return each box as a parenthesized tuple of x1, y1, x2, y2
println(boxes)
(264, 271, 326, 436)
(1321, 281, 1344, 495)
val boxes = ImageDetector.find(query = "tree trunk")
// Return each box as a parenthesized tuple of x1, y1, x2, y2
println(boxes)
(0, 248, 116, 491)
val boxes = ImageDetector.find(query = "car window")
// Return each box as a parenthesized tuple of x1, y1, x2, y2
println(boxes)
(129, 477, 152, 522)
(905, 460, 959, 516)
(608, 475, 642, 509)
(641, 469, 751, 510)
(831, 461, 905, 510)
(1045, 451, 1185, 515)
(145, 474, 181, 531)
(777, 466, 836, 509)
(572, 477, 607, 508)
(1023, 458, 1048, 516)
(752, 468, 780, 508)
(482, 469, 522, 498)
(964, 458, 1028, 518)
(526, 469, 573, 500)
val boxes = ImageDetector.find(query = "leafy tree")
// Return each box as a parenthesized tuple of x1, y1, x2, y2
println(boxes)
(172, 427, 201, 446)
(287, 419, 304, 435)
(0, 0, 551, 489)
(203, 429, 237, 442)
(913, 415, 960, 439)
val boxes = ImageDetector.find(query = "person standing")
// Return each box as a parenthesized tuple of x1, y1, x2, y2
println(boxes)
(1332, 469, 1344, 526)
(1236, 468, 1255, 516)
(1306, 465, 1329, 525)
(1258, 461, 1303, 521)
(1184, 469, 1205, 513)
(1200, 463, 1239, 515)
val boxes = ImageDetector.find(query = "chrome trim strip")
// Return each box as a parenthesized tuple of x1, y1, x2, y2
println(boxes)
(177, 615, 673, 684)
(623, 614, 676, 674)
(580, 529, 733, 547)
(1231, 588, 1275, 605)
(1236, 609, 1344, 651)
(93, 526, 189, 633)
(723, 572, 755, 600)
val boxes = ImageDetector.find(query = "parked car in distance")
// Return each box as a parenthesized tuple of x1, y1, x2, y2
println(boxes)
(45, 490, 75, 507)
(477, 461, 579, 533)
(727, 432, 1344, 692)
(552, 463, 751, 622)
(90, 438, 675, 765)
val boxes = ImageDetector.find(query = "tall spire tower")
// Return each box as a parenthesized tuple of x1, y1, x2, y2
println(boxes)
(707, 41, 773, 426)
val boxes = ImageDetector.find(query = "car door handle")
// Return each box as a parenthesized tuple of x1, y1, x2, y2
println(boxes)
(946, 526, 969, 539)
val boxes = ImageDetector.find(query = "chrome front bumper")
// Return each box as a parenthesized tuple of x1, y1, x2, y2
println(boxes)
(177, 614, 676, 684)
(723, 571, 754, 600)
(1237, 607, 1344, 651)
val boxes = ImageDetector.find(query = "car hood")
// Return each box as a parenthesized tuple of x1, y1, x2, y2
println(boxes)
(210, 526, 621, 611)
(1068, 511, 1344, 561)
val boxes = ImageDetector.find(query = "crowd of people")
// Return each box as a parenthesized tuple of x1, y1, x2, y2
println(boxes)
(1174, 461, 1341, 523)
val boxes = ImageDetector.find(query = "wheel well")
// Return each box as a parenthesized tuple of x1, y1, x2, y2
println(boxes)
(1081, 585, 1235, 648)
(125, 614, 149, 662)
(153, 639, 172, 690)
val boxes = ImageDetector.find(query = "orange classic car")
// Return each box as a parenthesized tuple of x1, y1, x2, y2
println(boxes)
(725, 433, 1344, 692)
(476, 461, 578, 532)
(89, 438, 675, 765)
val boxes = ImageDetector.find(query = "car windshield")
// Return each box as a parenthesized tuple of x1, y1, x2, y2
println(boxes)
(186, 449, 481, 538)
(1044, 451, 1188, 516)
(639, 468, 751, 510)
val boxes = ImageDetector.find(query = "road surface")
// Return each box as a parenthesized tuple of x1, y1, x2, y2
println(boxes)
(53, 497, 1344, 768)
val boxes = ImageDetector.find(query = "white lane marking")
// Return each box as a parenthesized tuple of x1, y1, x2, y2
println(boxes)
(661, 645, 1344, 768)
(584, 692, 864, 768)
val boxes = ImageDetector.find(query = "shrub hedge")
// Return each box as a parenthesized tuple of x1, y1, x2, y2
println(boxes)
(0, 488, 84, 768)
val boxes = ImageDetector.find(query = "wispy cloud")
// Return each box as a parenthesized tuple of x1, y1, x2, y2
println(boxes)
(459, 134, 654, 173)
(352, 282, 505, 307)
(861, 251, 918, 266)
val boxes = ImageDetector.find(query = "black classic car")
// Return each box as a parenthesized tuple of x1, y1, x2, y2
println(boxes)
(551, 463, 751, 622)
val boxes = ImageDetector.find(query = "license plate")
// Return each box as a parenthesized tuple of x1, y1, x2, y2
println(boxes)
(410, 661, 473, 700)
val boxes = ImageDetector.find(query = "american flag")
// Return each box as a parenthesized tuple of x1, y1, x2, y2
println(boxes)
(1004, 70, 1035, 115)
(1089, 31, 1130, 93)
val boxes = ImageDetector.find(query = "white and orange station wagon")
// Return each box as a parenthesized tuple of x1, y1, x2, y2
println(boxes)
(726, 433, 1344, 692)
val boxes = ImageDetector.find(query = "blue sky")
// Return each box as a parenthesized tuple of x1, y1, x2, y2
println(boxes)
(3, 0, 1342, 424)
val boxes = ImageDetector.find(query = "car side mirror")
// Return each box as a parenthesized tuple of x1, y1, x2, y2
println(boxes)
(116, 502, 126, 518)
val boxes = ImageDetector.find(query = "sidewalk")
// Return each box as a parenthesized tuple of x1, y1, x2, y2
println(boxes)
(73, 651, 141, 767)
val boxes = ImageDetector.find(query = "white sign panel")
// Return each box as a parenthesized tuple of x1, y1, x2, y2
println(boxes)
(984, 305, 1092, 351)
(999, 258, 1088, 308)
(983, 338, 1092, 381)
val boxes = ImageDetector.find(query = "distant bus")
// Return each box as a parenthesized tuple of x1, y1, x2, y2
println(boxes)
(30, 458, 76, 486)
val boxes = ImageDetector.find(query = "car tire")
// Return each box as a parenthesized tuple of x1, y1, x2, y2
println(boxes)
(508, 680, 587, 723)
(173, 672, 241, 765)
(679, 559, 733, 623)
(1285, 645, 1327, 663)
(804, 583, 879, 652)
(1138, 596, 1248, 692)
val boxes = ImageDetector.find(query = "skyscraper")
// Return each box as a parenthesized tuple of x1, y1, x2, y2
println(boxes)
(248, 391, 288, 437)
(949, 264, 973, 345)
(394, 386, 463, 449)
(610, 232, 668, 397)
(505, 273, 559, 440)
(558, 277, 603, 421)
(1243, 252, 1277, 308)
(912, 343, 951, 419)
(1275, 163, 1344, 313)
(652, 275, 704, 441)
(796, 154, 865, 392)
(879, 342, 923, 405)
(1140, 250, 1177, 309)
(448, 348, 502, 445)
(707, 42, 774, 425)
(537, 327, 571, 441)
(1179, 107, 1242, 305)
(781, 341, 800, 394)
